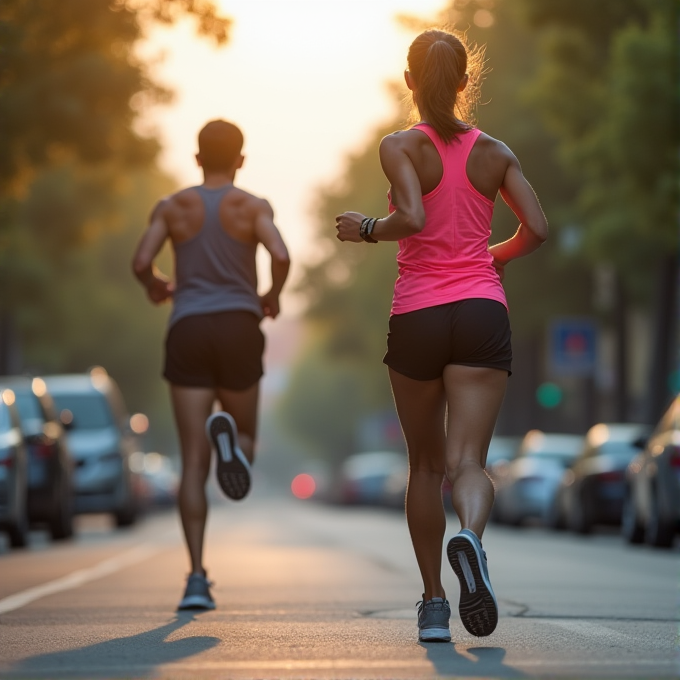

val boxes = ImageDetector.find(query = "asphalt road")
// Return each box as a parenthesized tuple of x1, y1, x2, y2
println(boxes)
(0, 484, 677, 680)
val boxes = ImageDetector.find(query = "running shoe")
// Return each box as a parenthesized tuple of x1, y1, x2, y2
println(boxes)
(206, 411, 251, 500)
(177, 573, 216, 610)
(446, 528, 498, 637)
(416, 596, 452, 642)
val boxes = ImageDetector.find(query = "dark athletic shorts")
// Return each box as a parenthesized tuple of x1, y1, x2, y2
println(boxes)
(164, 310, 264, 390)
(383, 298, 512, 380)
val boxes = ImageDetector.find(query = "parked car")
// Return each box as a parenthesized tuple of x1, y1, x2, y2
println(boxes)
(622, 396, 680, 548)
(338, 451, 407, 506)
(492, 431, 583, 526)
(486, 436, 522, 469)
(0, 377, 74, 540)
(557, 422, 650, 534)
(132, 451, 179, 508)
(0, 389, 30, 547)
(45, 369, 145, 527)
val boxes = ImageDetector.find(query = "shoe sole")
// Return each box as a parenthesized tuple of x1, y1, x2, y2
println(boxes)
(177, 595, 216, 611)
(206, 412, 251, 500)
(419, 627, 452, 642)
(447, 535, 498, 637)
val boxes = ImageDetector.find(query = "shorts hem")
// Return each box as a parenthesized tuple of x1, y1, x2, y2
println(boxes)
(384, 360, 511, 381)
(164, 372, 263, 392)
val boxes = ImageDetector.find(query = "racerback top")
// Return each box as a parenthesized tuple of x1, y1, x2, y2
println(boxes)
(169, 184, 262, 328)
(389, 124, 507, 316)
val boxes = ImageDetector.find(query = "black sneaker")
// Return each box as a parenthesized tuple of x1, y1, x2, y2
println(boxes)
(177, 573, 215, 610)
(206, 411, 251, 500)
(417, 596, 452, 642)
(447, 529, 498, 637)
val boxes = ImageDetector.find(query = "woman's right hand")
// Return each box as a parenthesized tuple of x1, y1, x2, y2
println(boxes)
(335, 211, 365, 242)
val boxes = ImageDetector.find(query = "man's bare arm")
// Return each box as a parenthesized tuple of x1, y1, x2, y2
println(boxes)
(132, 200, 174, 304)
(253, 199, 290, 319)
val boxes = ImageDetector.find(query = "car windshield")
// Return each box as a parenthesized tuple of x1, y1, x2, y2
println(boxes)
(530, 450, 579, 466)
(51, 393, 113, 430)
(14, 392, 43, 423)
(599, 441, 638, 456)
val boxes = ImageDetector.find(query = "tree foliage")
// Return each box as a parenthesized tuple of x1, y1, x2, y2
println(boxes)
(0, 0, 229, 188)
(520, 0, 679, 296)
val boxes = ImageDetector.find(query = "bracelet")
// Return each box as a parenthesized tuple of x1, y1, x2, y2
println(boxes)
(360, 217, 378, 243)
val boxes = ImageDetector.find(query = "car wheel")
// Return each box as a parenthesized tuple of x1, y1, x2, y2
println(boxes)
(620, 490, 644, 544)
(568, 491, 592, 534)
(7, 509, 29, 548)
(545, 497, 566, 531)
(49, 483, 74, 541)
(645, 489, 675, 548)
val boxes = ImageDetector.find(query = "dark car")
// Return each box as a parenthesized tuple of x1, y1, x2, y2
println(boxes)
(557, 423, 650, 534)
(0, 377, 75, 540)
(622, 395, 680, 548)
(45, 369, 145, 527)
(0, 389, 30, 547)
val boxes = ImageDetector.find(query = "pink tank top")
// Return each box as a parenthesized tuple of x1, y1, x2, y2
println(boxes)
(389, 124, 507, 316)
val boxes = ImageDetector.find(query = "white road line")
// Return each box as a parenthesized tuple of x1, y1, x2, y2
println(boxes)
(0, 544, 163, 615)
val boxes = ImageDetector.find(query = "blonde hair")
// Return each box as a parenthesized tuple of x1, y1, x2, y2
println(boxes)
(406, 28, 486, 142)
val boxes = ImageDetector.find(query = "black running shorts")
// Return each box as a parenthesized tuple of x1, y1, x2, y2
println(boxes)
(164, 310, 264, 390)
(383, 299, 512, 380)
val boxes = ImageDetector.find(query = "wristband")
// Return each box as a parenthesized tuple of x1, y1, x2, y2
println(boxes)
(360, 217, 378, 243)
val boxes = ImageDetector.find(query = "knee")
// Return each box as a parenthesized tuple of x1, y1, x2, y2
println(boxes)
(409, 457, 445, 477)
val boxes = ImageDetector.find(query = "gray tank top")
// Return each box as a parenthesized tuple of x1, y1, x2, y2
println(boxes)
(169, 184, 262, 328)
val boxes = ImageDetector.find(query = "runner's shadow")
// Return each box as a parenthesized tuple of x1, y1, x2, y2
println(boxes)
(11, 611, 219, 678)
(422, 642, 528, 678)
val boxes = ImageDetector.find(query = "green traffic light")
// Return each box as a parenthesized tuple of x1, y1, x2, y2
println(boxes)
(536, 382, 563, 409)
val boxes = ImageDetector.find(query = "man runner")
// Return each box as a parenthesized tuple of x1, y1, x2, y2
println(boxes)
(132, 120, 290, 610)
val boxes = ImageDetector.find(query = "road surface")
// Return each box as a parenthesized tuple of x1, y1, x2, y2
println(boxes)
(0, 485, 677, 679)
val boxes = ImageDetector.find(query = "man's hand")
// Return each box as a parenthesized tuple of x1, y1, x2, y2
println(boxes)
(260, 291, 280, 319)
(146, 275, 174, 304)
(335, 211, 365, 243)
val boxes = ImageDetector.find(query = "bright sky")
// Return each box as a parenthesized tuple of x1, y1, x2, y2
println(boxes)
(140, 0, 447, 302)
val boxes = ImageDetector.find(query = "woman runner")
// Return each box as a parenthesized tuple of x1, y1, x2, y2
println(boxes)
(336, 28, 547, 641)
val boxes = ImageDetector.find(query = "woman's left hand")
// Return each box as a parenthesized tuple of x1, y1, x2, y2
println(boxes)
(335, 211, 365, 242)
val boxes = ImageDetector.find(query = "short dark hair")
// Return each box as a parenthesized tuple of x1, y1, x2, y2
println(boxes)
(197, 120, 244, 172)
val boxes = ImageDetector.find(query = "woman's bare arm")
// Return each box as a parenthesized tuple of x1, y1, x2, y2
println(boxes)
(488, 150, 548, 278)
(335, 133, 425, 243)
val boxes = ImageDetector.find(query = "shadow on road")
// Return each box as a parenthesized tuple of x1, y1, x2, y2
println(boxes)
(9, 611, 219, 678)
(423, 643, 527, 678)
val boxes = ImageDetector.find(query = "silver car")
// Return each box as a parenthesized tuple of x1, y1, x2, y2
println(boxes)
(492, 431, 583, 526)
(45, 369, 144, 527)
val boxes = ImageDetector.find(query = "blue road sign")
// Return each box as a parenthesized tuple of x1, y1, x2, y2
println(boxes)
(549, 318, 598, 377)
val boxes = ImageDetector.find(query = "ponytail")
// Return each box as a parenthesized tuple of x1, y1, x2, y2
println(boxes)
(406, 29, 486, 143)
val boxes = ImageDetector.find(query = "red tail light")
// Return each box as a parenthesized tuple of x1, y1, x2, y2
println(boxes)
(669, 446, 680, 468)
(0, 457, 13, 468)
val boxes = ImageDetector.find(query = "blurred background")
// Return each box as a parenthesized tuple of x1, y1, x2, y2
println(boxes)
(0, 0, 678, 547)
